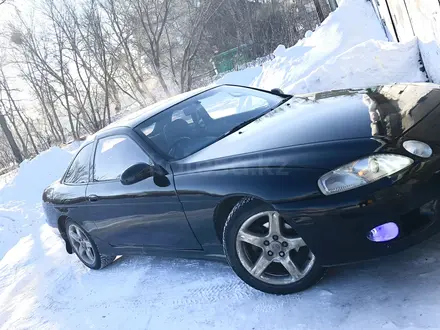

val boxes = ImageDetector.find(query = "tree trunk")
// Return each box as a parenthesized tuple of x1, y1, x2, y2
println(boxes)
(57, 35, 78, 139)
(0, 113, 23, 163)
(6, 113, 28, 158)
(156, 67, 171, 97)
(2, 84, 39, 155)
(15, 109, 39, 155)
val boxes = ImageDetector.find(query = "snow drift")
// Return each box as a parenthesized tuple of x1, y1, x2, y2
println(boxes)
(287, 38, 426, 94)
(0, 147, 74, 259)
(0, 147, 73, 205)
(217, 0, 426, 93)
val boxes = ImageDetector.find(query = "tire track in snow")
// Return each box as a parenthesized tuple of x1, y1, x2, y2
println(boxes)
(169, 279, 255, 306)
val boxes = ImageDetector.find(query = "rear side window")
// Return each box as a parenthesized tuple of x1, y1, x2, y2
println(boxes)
(93, 135, 151, 182)
(64, 143, 93, 184)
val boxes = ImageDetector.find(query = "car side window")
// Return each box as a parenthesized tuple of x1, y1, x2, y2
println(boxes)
(64, 143, 93, 184)
(93, 135, 152, 182)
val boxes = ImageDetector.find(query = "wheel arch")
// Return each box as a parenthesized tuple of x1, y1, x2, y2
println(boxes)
(58, 215, 73, 254)
(213, 194, 271, 244)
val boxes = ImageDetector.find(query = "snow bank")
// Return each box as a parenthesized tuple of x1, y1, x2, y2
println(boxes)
(0, 147, 73, 259)
(218, 0, 387, 89)
(0, 147, 73, 205)
(273, 44, 287, 57)
(217, 0, 426, 94)
(419, 40, 440, 84)
(215, 66, 263, 86)
(252, 0, 387, 91)
(287, 38, 427, 94)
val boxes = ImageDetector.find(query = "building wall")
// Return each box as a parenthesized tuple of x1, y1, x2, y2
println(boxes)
(404, 0, 440, 83)
(372, 0, 440, 83)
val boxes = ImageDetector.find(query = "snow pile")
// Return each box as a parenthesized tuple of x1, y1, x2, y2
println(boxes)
(0, 147, 73, 205)
(217, 0, 427, 94)
(419, 40, 440, 84)
(217, 66, 263, 87)
(288, 38, 426, 94)
(272, 44, 287, 57)
(0, 147, 74, 259)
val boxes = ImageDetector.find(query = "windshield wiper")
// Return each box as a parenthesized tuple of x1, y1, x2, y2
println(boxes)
(223, 117, 259, 136)
(221, 97, 291, 138)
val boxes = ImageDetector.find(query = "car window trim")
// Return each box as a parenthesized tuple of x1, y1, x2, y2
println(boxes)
(61, 142, 94, 186)
(91, 134, 152, 183)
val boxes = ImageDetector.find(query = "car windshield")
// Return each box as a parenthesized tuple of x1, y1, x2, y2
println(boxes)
(136, 86, 287, 160)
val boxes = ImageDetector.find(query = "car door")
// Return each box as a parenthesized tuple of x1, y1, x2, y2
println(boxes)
(85, 132, 202, 250)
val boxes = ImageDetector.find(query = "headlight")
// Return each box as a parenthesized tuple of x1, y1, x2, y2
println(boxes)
(403, 140, 432, 158)
(318, 154, 413, 195)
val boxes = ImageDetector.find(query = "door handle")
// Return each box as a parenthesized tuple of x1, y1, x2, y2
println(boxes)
(88, 194, 99, 202)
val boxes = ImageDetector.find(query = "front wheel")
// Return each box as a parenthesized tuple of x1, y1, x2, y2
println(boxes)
(66, 219, 115, 270)
(223, 198, 325, 294)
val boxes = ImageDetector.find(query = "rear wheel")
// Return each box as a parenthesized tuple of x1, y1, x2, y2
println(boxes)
(223, 198, 325, 294)
(66, 219, 115, 270)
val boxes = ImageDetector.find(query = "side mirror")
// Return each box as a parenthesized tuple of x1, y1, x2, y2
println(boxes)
(120, 163, 154, 185)
(271, 88, 285, 96)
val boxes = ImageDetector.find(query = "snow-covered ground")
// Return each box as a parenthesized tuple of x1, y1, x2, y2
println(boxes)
(1, 0, 438, 329)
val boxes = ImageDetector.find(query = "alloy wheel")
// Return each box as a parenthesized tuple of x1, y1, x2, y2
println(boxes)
(68, 224, 96, 265)
(235, 211, 315, 285)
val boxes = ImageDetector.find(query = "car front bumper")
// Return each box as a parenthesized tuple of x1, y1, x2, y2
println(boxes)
(274, 167, 440, 267)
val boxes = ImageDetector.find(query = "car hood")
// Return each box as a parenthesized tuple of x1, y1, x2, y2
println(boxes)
(174, 83, 440, 173)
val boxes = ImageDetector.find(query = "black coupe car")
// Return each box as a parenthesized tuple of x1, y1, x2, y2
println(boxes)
(43, 83, 440, 294)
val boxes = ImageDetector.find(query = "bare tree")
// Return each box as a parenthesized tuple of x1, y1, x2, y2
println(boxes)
(0, 103, 22, 163)
(0, 0, 332, 166)
(177, 0, 226, 92)
(100, 0, 160, 104)
(0, 68, 39, 155)
(10, 14, 81, 139)
(130, 0, 172, 96)
(19, 58, 66, 143)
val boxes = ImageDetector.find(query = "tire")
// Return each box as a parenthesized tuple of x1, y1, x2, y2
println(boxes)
(66, 219, 116, 270)
(222, 198, 325, 294)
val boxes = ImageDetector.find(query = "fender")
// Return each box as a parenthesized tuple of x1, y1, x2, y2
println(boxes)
(173, 166, 328, 252)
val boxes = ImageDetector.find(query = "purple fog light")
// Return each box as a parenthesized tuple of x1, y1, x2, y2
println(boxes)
(367, 222, 399, 242)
